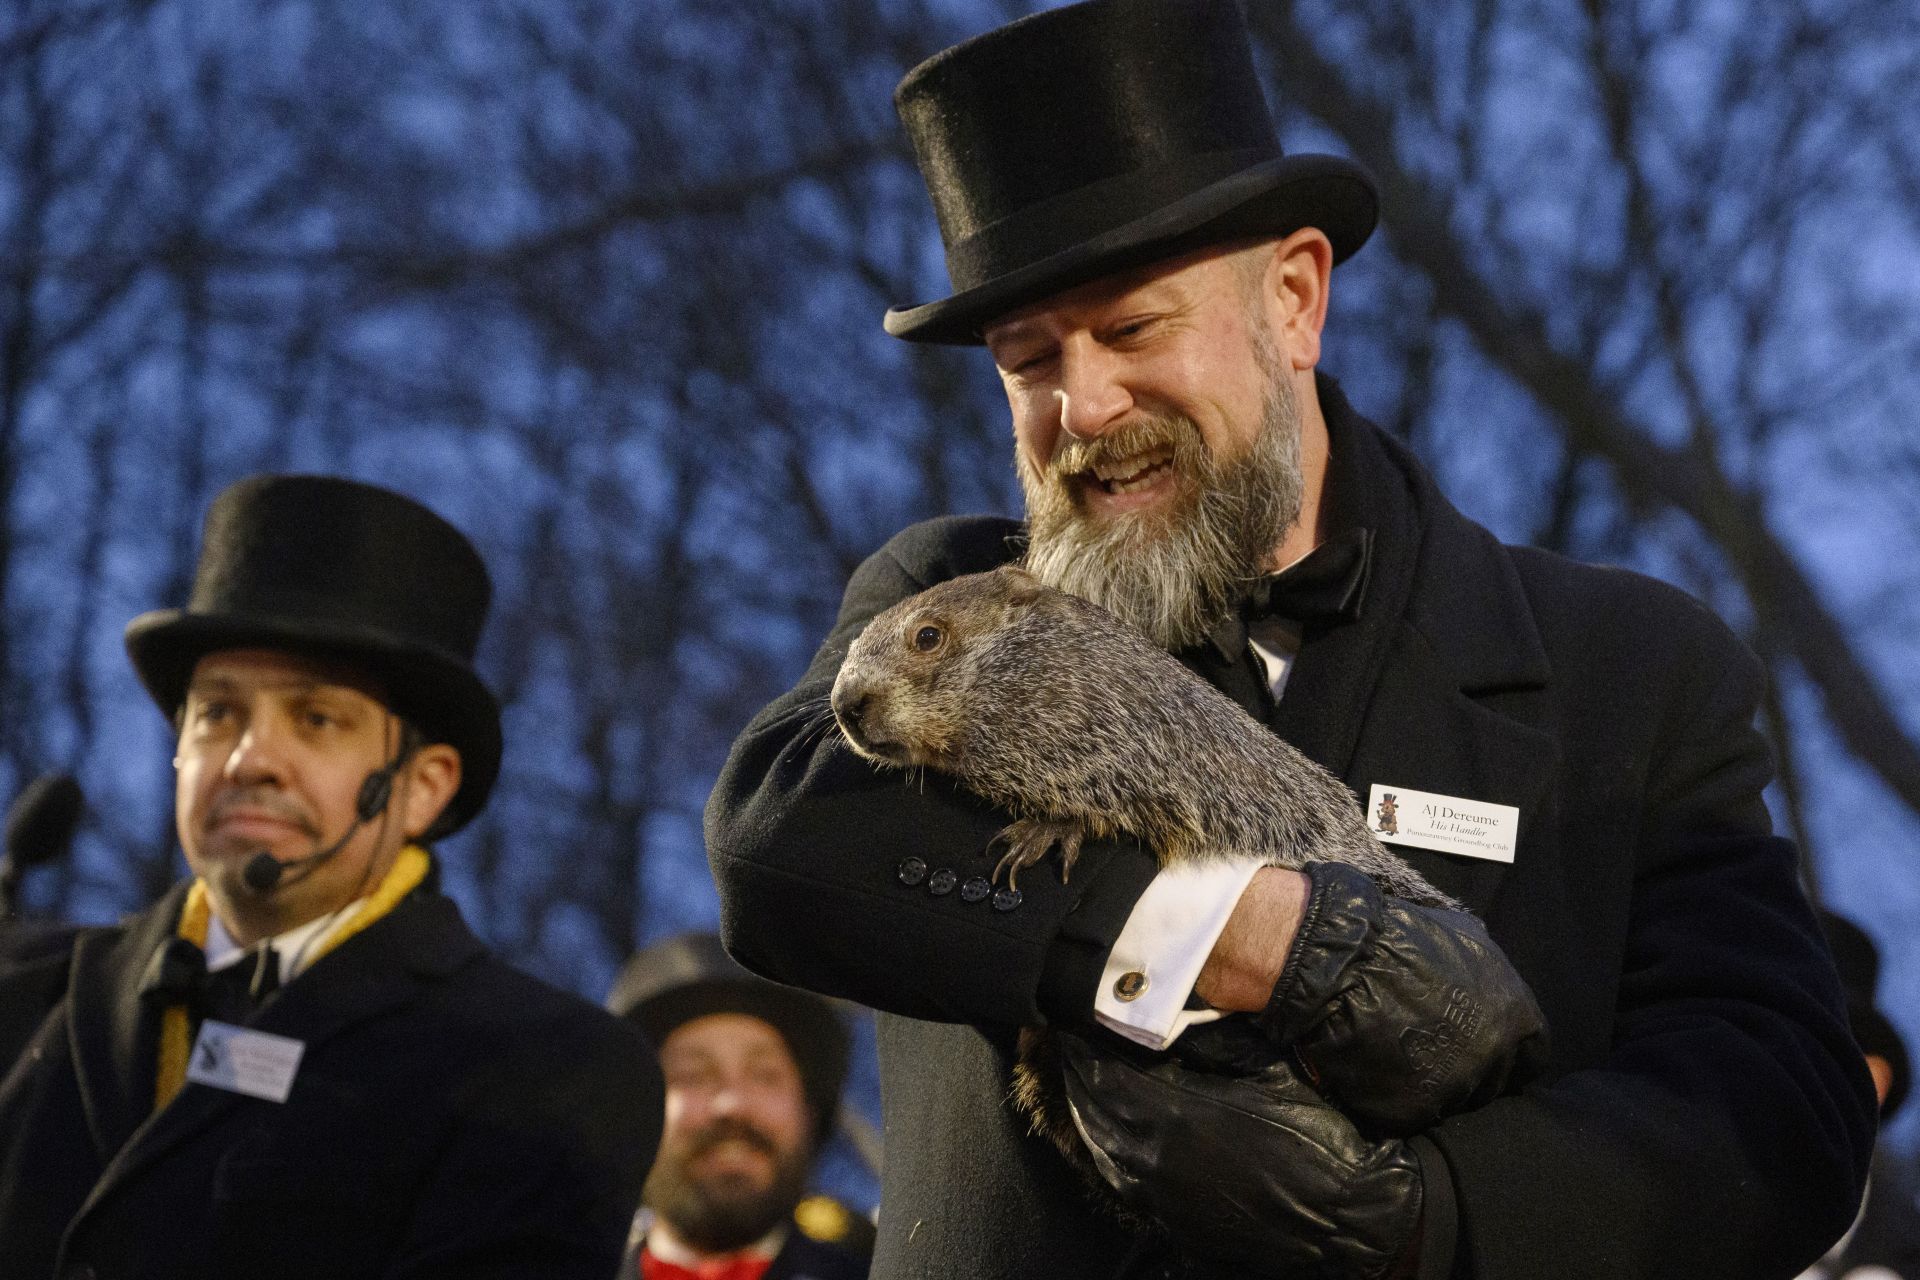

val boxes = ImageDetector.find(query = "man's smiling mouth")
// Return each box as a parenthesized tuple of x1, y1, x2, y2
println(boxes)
(1087, 445, 1175, 495)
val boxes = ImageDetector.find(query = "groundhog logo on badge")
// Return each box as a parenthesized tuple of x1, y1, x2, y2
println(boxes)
(1375, 792, 1399, 836)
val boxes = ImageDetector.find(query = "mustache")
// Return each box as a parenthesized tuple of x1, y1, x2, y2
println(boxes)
(684, 1117, 780, 1162)
(1044, 413, 1192, 482)
(206, 788, 319, 836)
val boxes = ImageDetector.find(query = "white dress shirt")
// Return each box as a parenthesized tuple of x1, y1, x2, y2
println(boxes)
(203, 897, 369, 985)
(1094, 618, 1304, 1050)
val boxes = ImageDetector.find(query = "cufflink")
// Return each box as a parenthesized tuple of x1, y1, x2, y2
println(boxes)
(1113, 971, 1149, 1002)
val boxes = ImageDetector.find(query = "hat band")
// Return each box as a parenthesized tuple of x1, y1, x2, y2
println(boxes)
(943, 146, 1275, 291)
(186, 585, 482, 665)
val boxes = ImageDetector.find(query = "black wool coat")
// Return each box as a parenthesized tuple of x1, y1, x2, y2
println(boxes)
(705, 379, 1877, 1280)
(0, 874, 664, 1280)
(763, 1232, 872, 1280)
(0, 920, 82, 1073)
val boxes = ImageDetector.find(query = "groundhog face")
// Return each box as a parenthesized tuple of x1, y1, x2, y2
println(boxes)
(830, 567, 1045, 771)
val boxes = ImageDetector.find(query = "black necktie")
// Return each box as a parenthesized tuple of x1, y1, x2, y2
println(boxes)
(140, 938, 281, 1027)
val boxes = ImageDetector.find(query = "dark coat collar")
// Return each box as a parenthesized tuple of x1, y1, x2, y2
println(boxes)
(1290, 375, 1555, 912)
(63, 873, 485, 1228)
(1324, 375, 1548, 685)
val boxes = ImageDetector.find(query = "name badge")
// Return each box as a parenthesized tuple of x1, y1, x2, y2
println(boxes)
(186, 1021, 305, 1103)
(1366, 784, 1518, 864)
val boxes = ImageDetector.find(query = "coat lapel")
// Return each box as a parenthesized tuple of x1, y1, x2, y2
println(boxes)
(68, 886, 484, 1231)
(65, 883, 191, 1167)
(1277, 381, 1555, 917)
(1341, 618, 1556, 914)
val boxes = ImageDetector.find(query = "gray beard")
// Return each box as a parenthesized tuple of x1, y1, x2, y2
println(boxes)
(1020, 373, 1304, 650)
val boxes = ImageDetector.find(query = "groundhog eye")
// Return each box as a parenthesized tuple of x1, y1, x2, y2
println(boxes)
(913, 624, 943, 652)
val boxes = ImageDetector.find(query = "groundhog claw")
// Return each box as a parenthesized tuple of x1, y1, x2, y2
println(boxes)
(992, 817, 1087, 890)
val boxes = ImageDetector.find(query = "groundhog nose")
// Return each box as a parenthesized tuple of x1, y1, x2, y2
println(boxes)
(830, 683, 871, 731)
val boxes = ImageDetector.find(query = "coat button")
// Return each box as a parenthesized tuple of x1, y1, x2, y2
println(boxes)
(992, 887, 1023, 912)
(896, 857, 927, 886)
(960, 876, 991, 903)
(928, 868, 957, 895)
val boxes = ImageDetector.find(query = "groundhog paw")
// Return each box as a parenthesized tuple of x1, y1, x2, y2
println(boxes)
(993, 817, 1086, 890)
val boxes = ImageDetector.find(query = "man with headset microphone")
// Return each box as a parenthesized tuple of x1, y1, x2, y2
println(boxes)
(0, 474, 664, 1278)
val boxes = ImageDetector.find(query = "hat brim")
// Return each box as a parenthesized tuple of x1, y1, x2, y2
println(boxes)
(884, 153, 1377, 345)
(615, 974, 851, 1146)
(124, 609, 501, 836)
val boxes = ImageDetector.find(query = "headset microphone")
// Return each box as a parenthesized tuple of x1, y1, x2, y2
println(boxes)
(239, 753, 409, 895)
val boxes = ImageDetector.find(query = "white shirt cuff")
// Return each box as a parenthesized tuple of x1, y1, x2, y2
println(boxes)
(1093, 858, 1266, 1051)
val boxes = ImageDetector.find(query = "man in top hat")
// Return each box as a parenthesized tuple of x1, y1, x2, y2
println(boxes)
(0, 474, 664, 1278)
(705, 0, 1876, 1277)
(608, 932, 870, 1280)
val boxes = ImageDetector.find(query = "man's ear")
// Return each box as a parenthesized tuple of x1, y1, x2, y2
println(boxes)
(1261, 227, 1333, 371)
(399, 743, 462, 840)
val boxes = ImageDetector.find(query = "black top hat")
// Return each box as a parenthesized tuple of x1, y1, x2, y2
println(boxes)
(884, 0, 1378, 344)
(1819, 909, 1910, 1118)
(124, 475, 502, 837)
(608, 933, 851, 1147)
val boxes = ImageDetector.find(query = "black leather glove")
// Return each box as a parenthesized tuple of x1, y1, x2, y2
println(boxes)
(1183, 860, 1548, 1134)
(1058, 1030, 1422, 1280)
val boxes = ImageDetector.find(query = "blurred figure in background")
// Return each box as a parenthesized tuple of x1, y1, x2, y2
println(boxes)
(0, 475, 663, 1277)
(1797, 911, 1920, 1280)
(610, 931, 871, 1280)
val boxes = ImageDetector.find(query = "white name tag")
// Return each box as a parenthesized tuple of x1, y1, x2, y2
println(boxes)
(1366, 784, 1518, 864)
(186, 1021, 305, 1103)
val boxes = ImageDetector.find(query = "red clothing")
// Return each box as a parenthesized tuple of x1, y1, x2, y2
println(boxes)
(639, 1246, 773, 1280)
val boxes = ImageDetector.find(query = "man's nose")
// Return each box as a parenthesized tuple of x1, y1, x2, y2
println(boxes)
(705, 1079, 748, 1118)
(223, 719, 289, 784)
(1055, 338, 1133, 442)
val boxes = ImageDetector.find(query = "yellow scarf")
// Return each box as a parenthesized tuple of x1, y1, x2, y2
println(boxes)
(153, 844, 431, 1111)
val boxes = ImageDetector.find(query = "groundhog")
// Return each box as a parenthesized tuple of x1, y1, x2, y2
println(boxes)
(830, 563, 1456, 908)
(828, 564, 1461, 1178)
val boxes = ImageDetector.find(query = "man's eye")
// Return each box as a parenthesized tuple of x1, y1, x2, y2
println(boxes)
(1004, 351, 1056, 379)
(299, 703, 351, 731)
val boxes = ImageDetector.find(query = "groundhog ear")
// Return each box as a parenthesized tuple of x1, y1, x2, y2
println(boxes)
(1000, 564, 1045, 604)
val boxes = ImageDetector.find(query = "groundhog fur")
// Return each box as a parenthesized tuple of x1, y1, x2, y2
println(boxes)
(829, 564, 1459, 1184)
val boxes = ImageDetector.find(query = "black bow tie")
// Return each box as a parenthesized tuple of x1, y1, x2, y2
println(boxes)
(141, 937, 282, 1027)
(1195, 526, 1376, 677)
(1242, 527, 1374, 626)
